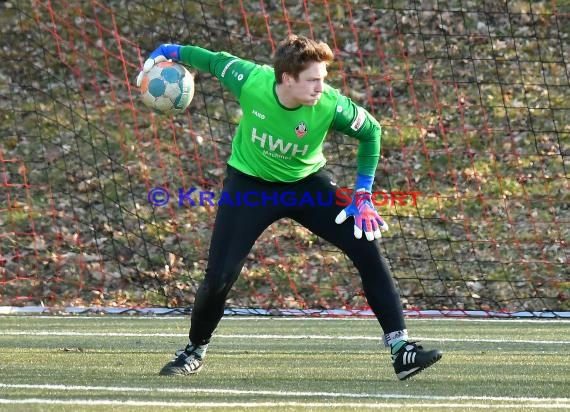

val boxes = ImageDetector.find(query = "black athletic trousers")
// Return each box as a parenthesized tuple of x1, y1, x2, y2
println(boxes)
(189, 165, 406, 345)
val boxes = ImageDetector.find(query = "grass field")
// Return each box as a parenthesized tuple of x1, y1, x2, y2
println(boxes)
(0, 316, 568, 411)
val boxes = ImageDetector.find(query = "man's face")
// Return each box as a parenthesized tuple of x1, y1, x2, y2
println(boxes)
(285, 61, 327, 106)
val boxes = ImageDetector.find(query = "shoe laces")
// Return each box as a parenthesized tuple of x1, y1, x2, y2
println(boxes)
(399, 341, 423, 354)
(175, 344, 202, 360)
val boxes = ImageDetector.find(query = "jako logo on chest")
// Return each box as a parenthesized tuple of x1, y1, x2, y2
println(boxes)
(252, 109, 266, 119)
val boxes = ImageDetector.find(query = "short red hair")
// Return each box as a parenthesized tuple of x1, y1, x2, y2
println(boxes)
(273, 34, 334, 84)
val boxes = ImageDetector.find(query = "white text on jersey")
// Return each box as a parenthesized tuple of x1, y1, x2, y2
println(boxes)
(252, 109, 266, 119)
(251, 128, 309, 157)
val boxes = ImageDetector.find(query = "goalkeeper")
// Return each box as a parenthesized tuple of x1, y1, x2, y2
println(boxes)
(137, 34, 442, 380)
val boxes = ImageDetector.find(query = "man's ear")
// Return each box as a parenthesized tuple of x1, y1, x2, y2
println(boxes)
(282, 72, 293, 86)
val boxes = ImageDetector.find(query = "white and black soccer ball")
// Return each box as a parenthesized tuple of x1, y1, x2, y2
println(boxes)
(139, 61, 194, 115)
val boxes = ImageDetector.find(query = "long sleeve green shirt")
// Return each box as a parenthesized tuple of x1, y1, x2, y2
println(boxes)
(180, 45, 381, 183)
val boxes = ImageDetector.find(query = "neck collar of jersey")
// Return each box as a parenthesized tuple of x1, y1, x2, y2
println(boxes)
(273, 82, 302, 111)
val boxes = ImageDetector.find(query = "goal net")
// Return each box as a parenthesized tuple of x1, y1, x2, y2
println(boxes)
(0, 0, 567, 316)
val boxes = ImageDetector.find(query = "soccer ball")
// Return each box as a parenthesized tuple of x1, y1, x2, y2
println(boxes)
(139, 61, 194, 115)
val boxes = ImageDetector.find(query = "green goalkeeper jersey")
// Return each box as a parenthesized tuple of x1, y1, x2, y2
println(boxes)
(180, 45, 381, 183)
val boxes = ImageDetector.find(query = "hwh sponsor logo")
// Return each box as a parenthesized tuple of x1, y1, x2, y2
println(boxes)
(251, 128, 309, 157)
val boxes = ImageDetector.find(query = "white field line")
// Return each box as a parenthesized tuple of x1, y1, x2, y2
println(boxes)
(3, 315, 570, 323)
(0, 399, 569, 409)
(1, 383, 569, 405)
(224, 317, 570, 324)
(0, 330, 567, 345)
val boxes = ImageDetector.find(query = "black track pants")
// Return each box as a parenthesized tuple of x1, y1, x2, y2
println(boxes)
(189, 166, 406, 345)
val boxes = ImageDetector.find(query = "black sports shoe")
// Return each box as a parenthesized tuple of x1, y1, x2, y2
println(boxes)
(392, 341, 442, 380)
(159, 344, 204, 376)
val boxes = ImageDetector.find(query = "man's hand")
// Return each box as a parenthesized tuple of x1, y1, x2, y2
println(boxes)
(335, 190, 389, 241)
(136, 44, 182, 87)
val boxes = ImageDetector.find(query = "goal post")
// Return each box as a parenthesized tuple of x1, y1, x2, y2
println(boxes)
(0, 1, 567, 316)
